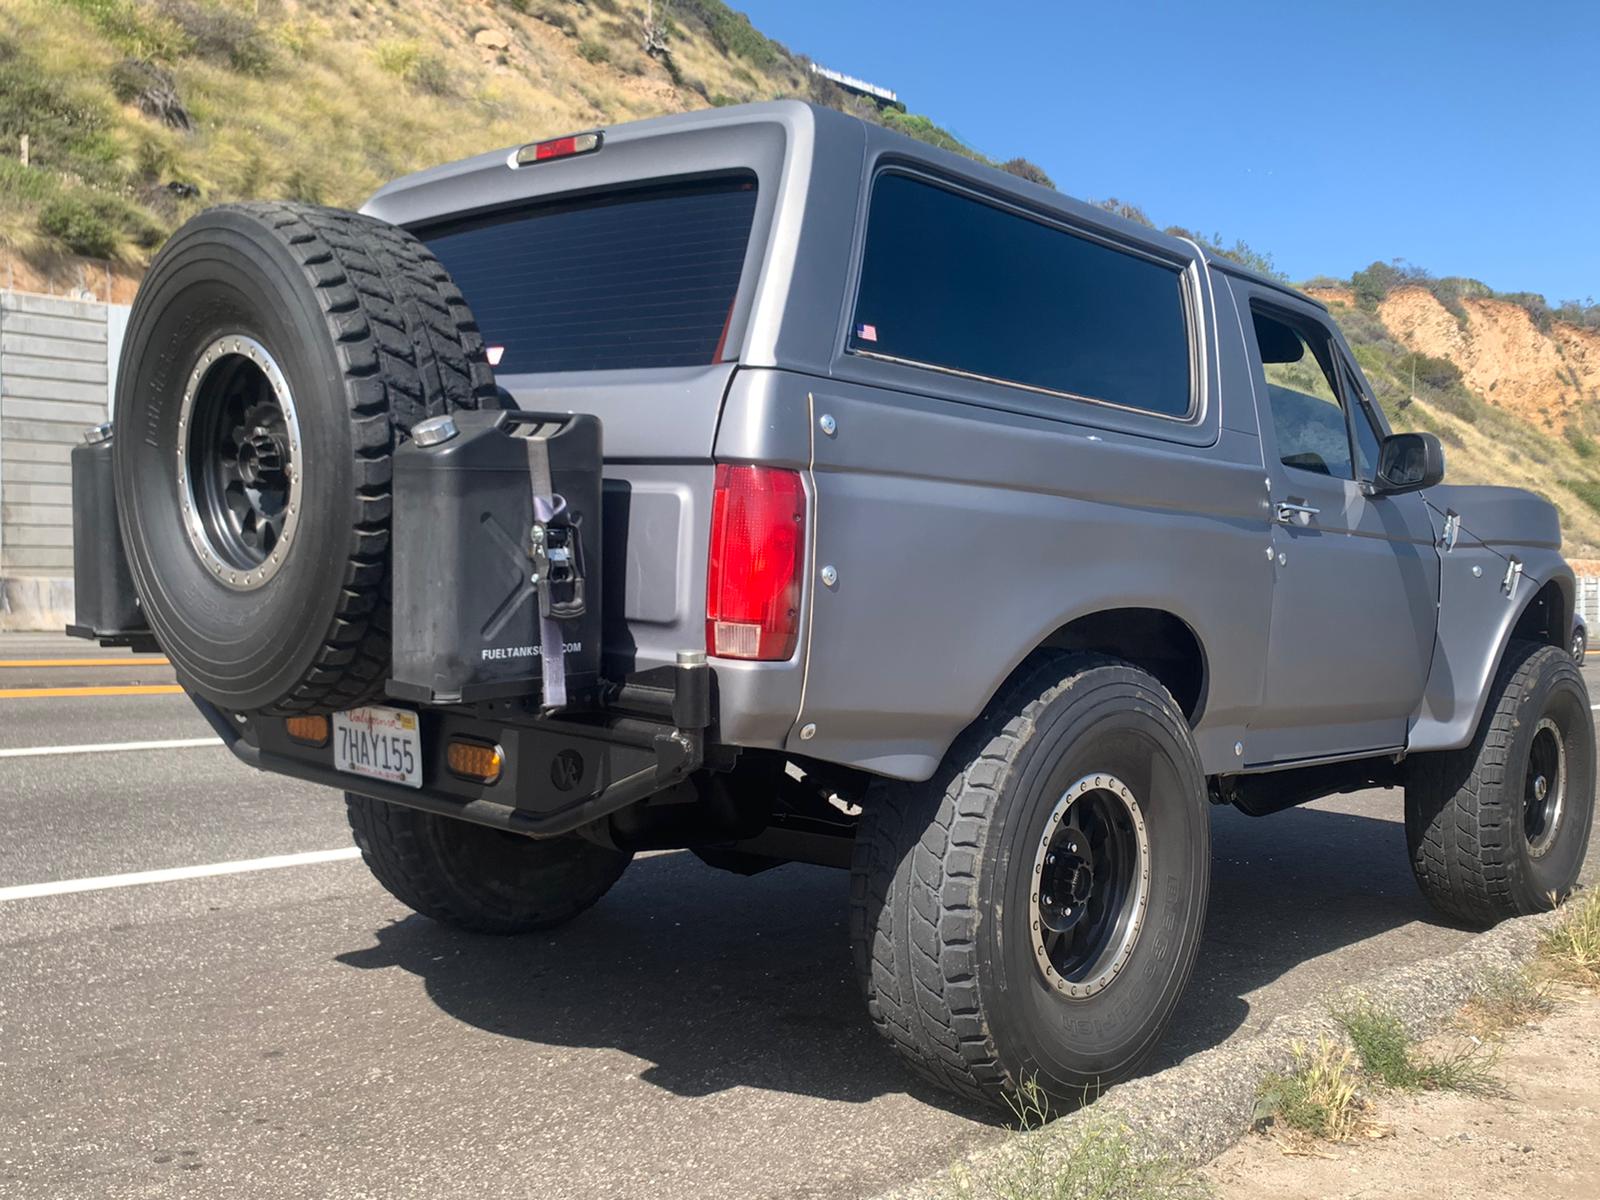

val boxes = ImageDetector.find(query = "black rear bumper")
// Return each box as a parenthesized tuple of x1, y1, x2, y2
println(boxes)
(190, 659, 713, 838)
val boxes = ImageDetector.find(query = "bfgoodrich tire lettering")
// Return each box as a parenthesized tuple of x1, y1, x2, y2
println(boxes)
(849, 652, 1210, 1107)
(1406, 639, 1596, 926)
(114, 203, 497, 713)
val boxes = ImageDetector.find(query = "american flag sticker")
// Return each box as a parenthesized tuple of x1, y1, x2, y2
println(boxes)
(855, 323, 878, 343)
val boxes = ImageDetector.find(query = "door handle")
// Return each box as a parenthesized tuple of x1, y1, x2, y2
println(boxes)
(1274, 501, 1320, 527)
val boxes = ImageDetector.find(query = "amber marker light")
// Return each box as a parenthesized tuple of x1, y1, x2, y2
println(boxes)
(447, 739, 504, 785)
(285, 715, 329, 746)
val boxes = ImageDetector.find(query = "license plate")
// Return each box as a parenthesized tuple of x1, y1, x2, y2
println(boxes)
(333, 706, 422, 789)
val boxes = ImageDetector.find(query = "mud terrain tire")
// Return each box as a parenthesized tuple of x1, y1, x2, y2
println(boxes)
(115, 203, 496, 713)
(1406, 639, 1595, 926)
(346, 795, 632, 933)
(850, 652, 1211, 1107)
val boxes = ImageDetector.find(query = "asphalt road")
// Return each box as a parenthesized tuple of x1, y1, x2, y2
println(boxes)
(2, 632, 1596, 1200)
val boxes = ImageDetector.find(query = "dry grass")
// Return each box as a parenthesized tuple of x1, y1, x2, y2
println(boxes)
(1456, 965, 1555, 1039)
(1543, 887, 1600, 984)
(1255, 1037, 1369, 1142)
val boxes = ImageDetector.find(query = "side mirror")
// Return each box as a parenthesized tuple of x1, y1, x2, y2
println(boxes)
(1373, 432, 1445, 495)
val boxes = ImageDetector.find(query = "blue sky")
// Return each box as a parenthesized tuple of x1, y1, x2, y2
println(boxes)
(734, 0, 1599, 303)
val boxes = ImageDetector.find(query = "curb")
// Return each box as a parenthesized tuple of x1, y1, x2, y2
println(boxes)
(879, 905, 1564, 1199)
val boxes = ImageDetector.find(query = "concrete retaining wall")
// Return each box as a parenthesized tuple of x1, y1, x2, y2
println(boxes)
(0, 290, 128, 630)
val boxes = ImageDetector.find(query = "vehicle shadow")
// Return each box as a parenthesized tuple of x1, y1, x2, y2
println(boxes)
(335, 794, 1451, 1115)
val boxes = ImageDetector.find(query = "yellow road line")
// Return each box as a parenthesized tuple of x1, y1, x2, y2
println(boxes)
(0, 684, 184, 700)
(0, 657, 171, 669)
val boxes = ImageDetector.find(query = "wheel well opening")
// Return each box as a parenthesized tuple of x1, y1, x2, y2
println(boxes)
(1511, 579, 1569, 649)
(1041, 608, 1207, 723)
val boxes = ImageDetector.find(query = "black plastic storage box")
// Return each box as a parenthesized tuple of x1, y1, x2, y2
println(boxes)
(388, 410, 603, 706)
(67, 423, 151, 644)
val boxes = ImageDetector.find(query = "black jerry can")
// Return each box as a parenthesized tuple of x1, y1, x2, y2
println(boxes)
(68, 425, 148, 640)
(388, 410, 603, 706)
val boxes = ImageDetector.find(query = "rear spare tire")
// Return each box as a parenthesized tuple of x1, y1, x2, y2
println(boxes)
(114, 202, 496, 713)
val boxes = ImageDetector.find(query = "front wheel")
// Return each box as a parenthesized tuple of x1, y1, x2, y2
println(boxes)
(346, 794, 631, 934)
(849, 653, 1210, 1107)
(1406, 640, 1595, 927)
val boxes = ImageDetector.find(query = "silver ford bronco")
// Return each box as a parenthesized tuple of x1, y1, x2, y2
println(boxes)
(71, 101, 1594, 1107)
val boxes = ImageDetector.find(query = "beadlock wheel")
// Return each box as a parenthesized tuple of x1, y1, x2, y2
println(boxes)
(1523, 717, 1567, 859)
(178, 335, 303, 590)
(1030, 773, 1150, 999)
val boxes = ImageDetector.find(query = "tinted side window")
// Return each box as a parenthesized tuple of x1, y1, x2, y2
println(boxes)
(1251, 308, 1353, 480)
(849, 173, 1193, 417)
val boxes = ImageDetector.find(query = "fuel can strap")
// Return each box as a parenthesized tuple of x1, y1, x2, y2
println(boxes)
(525, 429, 567, 710)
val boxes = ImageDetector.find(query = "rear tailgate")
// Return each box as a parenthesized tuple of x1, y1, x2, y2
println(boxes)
(359, 103, 848, 721)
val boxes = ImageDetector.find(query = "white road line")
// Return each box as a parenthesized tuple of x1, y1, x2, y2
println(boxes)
(0, 736, 222, 759)
(0, 847, 362, 903)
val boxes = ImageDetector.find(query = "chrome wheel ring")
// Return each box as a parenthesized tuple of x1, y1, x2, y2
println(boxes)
(177, 336, 303, 590)
(1525, 716, 1567, 859)
(1029, 773, 1151, 999)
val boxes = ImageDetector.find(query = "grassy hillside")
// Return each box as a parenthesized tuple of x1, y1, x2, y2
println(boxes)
(0, 0, 1030, 293)
(2, 1, 1596, 554)
(1300, 289, 1600, 554)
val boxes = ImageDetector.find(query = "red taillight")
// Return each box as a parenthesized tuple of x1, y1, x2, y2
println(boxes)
(706, 464, 806, 661)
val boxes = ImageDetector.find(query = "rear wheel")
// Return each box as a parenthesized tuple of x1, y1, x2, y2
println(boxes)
(1406, 640, 1595, 926)
(346, 794, 631, 934)
(1573, 626, 1586, 665)
(849, 653, 1210, 1107)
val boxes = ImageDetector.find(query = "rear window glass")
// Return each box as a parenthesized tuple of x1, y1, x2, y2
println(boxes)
(422, 174, 758, 374)
(849, 173, 1193, 417)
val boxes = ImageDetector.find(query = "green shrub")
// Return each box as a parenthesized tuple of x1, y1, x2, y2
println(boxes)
(578, 39, 610, 64)
(1567, 428, 1597, 459)
(1351, 260, 1406, 310)
(1000, 157, 1054, 189)
(678, 0, 783, 67)
(158, 0, 273, 74)
(0, 157, 57, 206)
(0, 41, 116, 174)
(880, 109, 978, 160)
(39, 194, 119, 258)
(1564, 481, 1600, 516)
(1397, 352, 1462, 392)
(408, 52, 454, 97)
(1098, 198, 1152, 226)
(375, 41, 453, 96)
(60, 0, 190, 59)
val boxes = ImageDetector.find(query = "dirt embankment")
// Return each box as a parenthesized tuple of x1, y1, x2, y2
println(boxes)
(1378, 287, 1600, 431)
(1207, 987, 1600, 1200)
